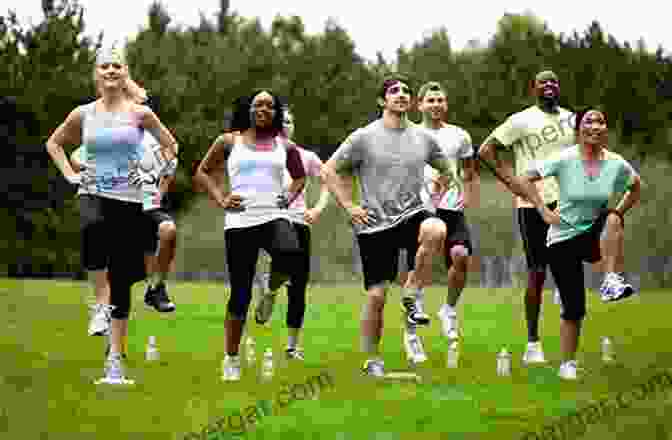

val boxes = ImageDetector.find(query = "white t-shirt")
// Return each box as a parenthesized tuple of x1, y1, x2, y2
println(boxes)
(420, 124, 473, 212)
(488, 105, 575, 208)
(283, 146, 323, 225)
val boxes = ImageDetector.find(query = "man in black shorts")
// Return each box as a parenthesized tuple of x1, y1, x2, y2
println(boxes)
(478, 70, 575, 364)
(322, 74, 454, 377)
(134, 130, 178, 313)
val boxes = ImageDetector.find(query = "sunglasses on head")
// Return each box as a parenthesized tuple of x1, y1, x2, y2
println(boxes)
(387, 84, 411, 95)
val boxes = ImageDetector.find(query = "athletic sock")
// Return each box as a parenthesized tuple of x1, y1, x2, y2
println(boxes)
(287, 329, 299, 350)
(414, 288, 425, 314)
(402, 287, 415, 302)
(150, 272, 166, 288)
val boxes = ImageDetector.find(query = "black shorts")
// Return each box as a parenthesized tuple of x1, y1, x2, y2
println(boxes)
(517, 201, 558, 272)
(436, 209, 472, 269)
(357, 210, 435, 291)
(79, 195, 152, 284)
(548, 211, 614, 321)
(142, 209, 176, 255)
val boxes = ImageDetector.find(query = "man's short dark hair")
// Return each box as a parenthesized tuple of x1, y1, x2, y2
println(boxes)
(378, 73, 414, 101)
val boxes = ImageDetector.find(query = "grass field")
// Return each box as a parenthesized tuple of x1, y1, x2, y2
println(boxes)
(2, 279, 672, 440)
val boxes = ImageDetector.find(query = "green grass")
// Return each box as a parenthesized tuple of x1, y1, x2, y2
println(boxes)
(2, 279, 672, 440)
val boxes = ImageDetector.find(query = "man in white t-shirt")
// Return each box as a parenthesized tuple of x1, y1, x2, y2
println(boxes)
(478, 70, 575, 365)
(253, 106, 330, 361)
(397, 81, 479, 362)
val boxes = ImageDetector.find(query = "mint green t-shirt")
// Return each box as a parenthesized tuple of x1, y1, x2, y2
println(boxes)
(534, 145, 638, 246)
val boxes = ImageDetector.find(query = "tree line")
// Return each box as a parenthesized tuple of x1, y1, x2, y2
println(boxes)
(2, 0, 671, 277)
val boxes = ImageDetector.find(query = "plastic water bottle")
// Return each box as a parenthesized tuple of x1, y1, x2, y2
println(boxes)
(245, 337, 256, 366)
(145, 335, 159, 361)
(261, 348, 274, 381)
(497, 348, 511, 376)
(447, 342, 459, 368)
(601, 337, 614, 362)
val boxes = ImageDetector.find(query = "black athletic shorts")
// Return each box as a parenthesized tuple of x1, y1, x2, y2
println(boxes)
(517, 201, 558, 272)
(436, 209, 472, 269)
(142, 208, 176, 255)
(548, 210, 616, 321)
(357, 210, 436, 291)
(79, 194, 152, 284)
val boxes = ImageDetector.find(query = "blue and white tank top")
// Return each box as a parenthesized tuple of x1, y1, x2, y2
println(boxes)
(77, 101, 145, 203)
(225, 135, 291, 230)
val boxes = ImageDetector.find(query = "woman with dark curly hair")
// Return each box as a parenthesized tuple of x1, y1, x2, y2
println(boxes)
(194, 89, 306, 381)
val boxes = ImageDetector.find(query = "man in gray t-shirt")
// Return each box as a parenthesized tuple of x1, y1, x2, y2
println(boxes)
(322, 74, 454, 377)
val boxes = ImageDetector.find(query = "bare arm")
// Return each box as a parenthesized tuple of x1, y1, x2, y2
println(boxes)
(462, 157, 480, 209)
(478, 137, 537, 204)
(321, 160, 355, 211)
(46, 108, 82, 181)
(313, 183, 331, 212)
(195, 134, 233, 208)
(140, 106, 179, 160)
(615, 175, 641, 217)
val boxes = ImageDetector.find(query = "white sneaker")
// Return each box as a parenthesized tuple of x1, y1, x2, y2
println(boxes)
(403, 329, 427, 363)
(600, 273, 635, 303)
(88, 304, 114, 337)
(362, 359, 385, 377)
(94, 353, 134, 385)
(222, 355, 242, 381)
(558, 360, 578, 380)
(437, 304, 459, 340)
(522, 341, 547, 365)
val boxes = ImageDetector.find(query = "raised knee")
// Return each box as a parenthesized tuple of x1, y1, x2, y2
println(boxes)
(158, 221, 177, 240)
(367, 284, 388, 305)
(606, 213, 622, 229)
(420, 218, 447, 246)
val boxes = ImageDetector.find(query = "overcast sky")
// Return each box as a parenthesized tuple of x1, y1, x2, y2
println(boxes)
(7, 1, 669, 62)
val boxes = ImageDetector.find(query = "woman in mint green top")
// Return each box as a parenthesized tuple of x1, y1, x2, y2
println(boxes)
(523, 108, 642, 380)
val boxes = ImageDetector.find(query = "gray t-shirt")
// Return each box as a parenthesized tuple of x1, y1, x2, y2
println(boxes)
(330, 119, 451, 234)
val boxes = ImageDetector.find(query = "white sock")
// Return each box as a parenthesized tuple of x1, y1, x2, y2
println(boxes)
(441, 303, 456, 316)
(287, 334, 298, 350)
(414, 288, 425, 313)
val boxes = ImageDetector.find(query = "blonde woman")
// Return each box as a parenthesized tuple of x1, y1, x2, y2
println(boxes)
(46, 46, 178, 385)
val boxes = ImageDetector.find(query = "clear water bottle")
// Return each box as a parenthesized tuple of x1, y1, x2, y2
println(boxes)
(145, 335, 159, 361)
(261, 348, 274, 381)
(245, 337, 256, 366)
(446, 341, 459, 368)
(497, 348, 511, 376)
(601, 337, 614, 362)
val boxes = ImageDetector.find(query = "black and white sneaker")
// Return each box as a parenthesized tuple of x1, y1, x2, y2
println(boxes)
(401, 297, 430, 326)
(285, 348, 305, 361)
(144, 282, 176, 313)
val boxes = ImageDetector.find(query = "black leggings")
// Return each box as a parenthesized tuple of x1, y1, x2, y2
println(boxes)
(79, 195, 150, 319)
(225, 219, 304, 321)
(283, 223, 310, 329)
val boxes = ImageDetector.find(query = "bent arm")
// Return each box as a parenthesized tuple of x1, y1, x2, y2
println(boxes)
(615, 175, 641, 217)
(141, 107, 179, 160)
(195, 134, 231, 207)
(322, 159, 354, 211)
(46, 108, 82, 180)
